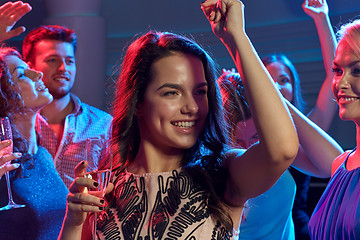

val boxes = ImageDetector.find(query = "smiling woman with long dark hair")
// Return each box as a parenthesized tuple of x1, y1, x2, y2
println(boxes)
(58, 1, 299, 239)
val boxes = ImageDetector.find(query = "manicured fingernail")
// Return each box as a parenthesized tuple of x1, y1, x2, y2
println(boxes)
(14, 153, 22, 157)
(13, 163, 20, 168)
(100, 199, 105, 204)
(93, 182, 99, 187)
(99, 206, 103, 210)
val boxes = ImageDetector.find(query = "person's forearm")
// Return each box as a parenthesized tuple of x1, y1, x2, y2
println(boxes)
(308, 11, 338, 130)
(58, 217, 84, 240)
(313, 12, 336, 77)
(287, 100, 343, 178)
(223, 30, 298, 161)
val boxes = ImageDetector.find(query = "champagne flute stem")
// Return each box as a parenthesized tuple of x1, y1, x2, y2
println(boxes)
(5, 171, 16, 205)
(93, 212, 97, 240)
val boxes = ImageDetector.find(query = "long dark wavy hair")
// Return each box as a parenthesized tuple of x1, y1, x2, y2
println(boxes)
(262, 54, 306, 113)
(111, 31, 233, 230)
(0, 47, 33, 177)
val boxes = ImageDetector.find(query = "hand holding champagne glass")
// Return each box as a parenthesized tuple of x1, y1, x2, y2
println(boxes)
(0, 140, 21, 178)
(85, 137, 112, 240)
(0, 117, 25, 211)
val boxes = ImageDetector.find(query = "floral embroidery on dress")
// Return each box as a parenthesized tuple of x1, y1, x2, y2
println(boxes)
(97, 169, 233, 239)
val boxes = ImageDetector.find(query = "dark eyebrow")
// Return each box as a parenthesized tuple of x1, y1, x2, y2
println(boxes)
(279, 74, 290, 78)
(195, 82, 208, 89)
(155, 82, 208, 92)
(333, 60, 360, 67)
(11, 66, 25, 74)
(46, 54, 75, 59)
(156, 83, 183, 92)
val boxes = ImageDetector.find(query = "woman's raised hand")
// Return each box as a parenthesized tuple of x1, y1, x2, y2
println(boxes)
(0, 140, 20, 178)
(302, 0, 329, 18)
(0, 1, 31, 42)
(201, 0, 244, 41)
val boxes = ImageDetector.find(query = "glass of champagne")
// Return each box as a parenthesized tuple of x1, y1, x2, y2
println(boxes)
(0, 117, 25, 211)
(85, 137, 112, 240)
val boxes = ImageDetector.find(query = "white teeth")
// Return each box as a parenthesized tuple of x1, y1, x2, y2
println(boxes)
(54, 77, 67, 81)
(172, 121, 195, 128)
(342, 97, 359, 101)
(36, 85, 45, 91)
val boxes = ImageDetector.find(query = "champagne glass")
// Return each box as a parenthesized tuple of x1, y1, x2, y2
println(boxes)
(85, 137, 112, 240)
(0, 117, 25, 211)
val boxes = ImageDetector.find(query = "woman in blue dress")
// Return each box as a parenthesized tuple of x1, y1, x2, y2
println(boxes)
(308, 18, 360, 239)
(0, 2, 29, 176)
(0, 2, 68, 239)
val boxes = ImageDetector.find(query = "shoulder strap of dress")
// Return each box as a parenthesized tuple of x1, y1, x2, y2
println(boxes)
(331, 148, 356, 175)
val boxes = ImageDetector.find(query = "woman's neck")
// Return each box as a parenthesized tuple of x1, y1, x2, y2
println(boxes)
(344, 125, 360, 171)
(13, 112, 38, 155)
(356, 125, 360, 151)
(129, 141, 183, 174)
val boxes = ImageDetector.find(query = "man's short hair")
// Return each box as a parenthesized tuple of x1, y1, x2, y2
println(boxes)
(22, 25, 77, 63)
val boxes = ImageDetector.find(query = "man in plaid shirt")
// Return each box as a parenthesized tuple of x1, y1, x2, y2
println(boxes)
(22, 25, 112, 187)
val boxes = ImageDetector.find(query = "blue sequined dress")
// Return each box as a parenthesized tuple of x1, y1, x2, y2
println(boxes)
(308, 148, 360, 239)
(0, 146, 68, 240)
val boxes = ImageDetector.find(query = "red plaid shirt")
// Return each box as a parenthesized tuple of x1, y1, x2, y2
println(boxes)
(35, 94, 113, 188)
